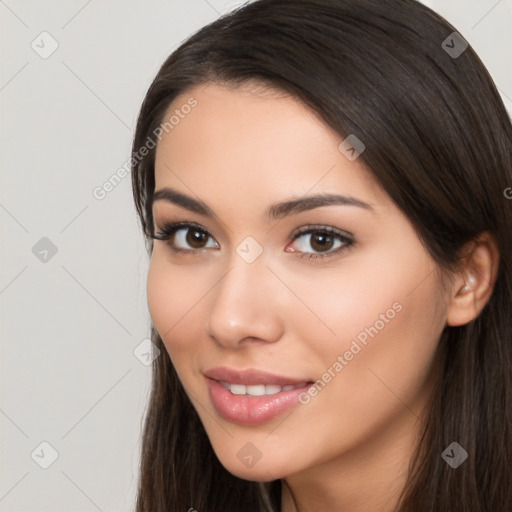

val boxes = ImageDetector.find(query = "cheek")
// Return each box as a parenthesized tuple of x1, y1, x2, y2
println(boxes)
(146, 252, 199, 354)
(146, 253, 210, 397)
(299, 236, 442, 355)
(307, 271, 444, 440)
(289, 242, 444, 411)
(146, 255, 171, 335)
(273, 249, 414, 360)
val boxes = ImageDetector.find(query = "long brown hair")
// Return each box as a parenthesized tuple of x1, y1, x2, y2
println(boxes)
(130, 0, 512, 510)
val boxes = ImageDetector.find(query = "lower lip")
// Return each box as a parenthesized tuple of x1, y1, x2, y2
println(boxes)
(206, 378, 313, 425)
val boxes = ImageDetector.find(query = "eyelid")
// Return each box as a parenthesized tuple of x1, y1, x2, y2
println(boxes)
(291, 224, 353, 241)
(152, 221, 219, 253)
(288, 224, 354, 260)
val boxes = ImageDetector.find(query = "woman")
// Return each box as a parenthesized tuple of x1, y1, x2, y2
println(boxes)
(130, 0, 512, 510)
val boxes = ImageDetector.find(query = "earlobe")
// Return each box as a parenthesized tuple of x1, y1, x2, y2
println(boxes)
(445, 233, 500, 327)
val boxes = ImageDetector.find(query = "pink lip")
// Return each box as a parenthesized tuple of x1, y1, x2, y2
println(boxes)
(204, 366, 310, 386)
(204, 367, 313, 425)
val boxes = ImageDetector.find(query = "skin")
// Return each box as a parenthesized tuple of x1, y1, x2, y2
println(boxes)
(146, 81, 499, 512)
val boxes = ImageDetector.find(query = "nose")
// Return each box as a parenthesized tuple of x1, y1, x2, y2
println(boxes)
(205, 254, 284, 349)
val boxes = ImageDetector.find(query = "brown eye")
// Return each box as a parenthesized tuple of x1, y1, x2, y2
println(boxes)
(288, 225, 354, 260)
(153, 221, 354, 260)
(185, 227, 209, 248)
(309, 232, 335, 252)
(152, 222, 219, 253)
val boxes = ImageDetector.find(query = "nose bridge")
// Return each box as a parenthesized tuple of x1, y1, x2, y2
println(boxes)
(205, 242, 283, 346)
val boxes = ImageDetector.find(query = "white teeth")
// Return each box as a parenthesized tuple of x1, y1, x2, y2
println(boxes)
(265, 385, 282, 395)
(230, 384, 247, 395)
(247, 384, 266, 396)
(218, 380, 307, 396)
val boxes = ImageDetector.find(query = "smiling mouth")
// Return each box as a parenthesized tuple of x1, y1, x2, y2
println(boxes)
(203, 366, 316, 422)
(217, 380, 311, 396)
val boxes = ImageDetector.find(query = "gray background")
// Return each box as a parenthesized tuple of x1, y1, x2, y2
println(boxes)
(1, 1, 511, 511)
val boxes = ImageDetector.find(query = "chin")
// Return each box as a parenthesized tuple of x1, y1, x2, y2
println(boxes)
(213, 448, 295, 482)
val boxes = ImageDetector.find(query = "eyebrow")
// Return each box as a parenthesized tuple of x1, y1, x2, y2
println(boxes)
(152, 186, 375, 221)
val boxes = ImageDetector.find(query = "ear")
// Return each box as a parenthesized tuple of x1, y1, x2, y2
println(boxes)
(446, 232, 500, 327)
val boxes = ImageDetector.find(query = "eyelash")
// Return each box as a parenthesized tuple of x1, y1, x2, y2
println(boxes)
(151, 221, 355, 261)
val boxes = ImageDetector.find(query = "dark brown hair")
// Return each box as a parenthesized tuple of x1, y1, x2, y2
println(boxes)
(130, 0, 512, 510)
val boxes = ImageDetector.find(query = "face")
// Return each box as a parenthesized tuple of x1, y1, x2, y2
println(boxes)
(147, 81, 448, 483)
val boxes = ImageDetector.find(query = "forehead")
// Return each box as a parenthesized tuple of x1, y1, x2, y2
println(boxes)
(153, 82, 384, 214)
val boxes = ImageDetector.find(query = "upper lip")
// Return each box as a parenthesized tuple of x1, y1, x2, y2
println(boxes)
(204, 366, 312, 386)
